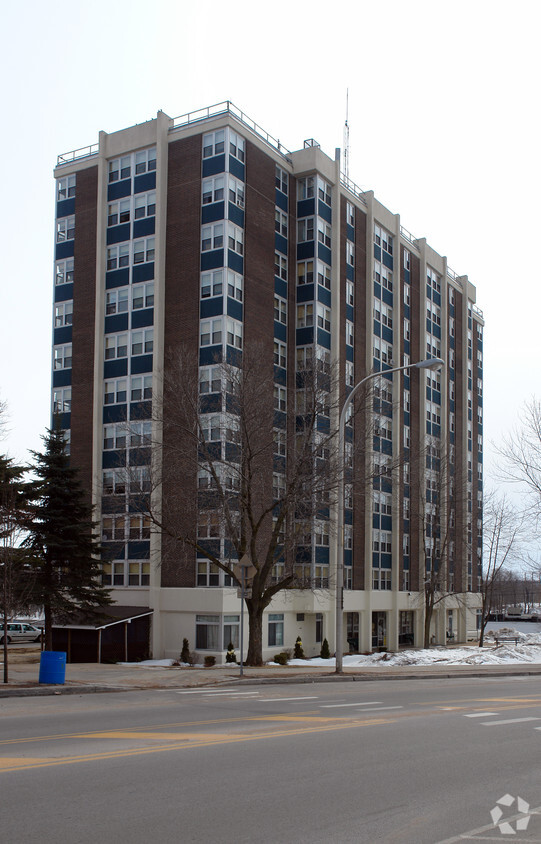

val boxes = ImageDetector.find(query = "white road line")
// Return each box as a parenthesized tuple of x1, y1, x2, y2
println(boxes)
(202, 691, 260, 696)
(320, 701, 383, 708)
(355, 706, 403, 712)
(256, 696, 319, 702)
(464, 711, 499, 718)
(481, 717, 541, 726)
(174, 689, 239, 694)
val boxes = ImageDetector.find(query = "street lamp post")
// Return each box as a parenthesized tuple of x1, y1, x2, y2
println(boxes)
(335, 357, 444, 674)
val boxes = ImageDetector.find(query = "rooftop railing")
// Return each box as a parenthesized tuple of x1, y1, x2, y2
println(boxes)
(340, 173, 367, 206)
(57, 142, 99, 166)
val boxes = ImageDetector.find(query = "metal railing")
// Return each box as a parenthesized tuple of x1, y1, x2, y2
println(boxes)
(170, 101, 291, 156)
(339, 173, 367, 206)
(400, 225, 418, 245)
(57, 142, 99, 166)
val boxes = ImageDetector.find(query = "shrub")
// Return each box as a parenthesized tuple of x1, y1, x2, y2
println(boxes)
(273, 652, 289, 665)
(294, 636, 306, 660)
(204, 655, 216, 667)
(180, 638, 190, 664)
(225, 641, 237, 663)
(320, 638, 331, 659)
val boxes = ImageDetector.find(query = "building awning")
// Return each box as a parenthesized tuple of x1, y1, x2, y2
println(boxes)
(52, 606, 153, 631)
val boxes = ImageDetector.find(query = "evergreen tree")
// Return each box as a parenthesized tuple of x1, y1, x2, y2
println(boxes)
(225, 640, 237, 663)
(180, 638, 191, 663)
(320, 637, 331, 659)
(25, 423, 111, 650)
(294, 635, 305, 660)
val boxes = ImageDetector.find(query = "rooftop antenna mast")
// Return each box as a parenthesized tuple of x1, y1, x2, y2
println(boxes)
(343, 88, 350, 185)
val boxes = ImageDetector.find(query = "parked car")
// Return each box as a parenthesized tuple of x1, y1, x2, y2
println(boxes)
(0, 622, 43, 644)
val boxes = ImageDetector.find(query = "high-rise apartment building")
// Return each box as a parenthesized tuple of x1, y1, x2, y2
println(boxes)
(52, 102, 483, 661)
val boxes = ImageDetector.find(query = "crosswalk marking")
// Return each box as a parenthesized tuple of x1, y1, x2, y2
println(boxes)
(481, 717, 541, 726)
(464, 712, 499, 718)
(320, 702, 382, 708)
(256, 696, 319, 702)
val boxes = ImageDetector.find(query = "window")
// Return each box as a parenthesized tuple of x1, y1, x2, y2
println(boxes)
(297, 176, 315, 200)
(274, 386, 286, 412)
(107, 243, 130, 270)
(317, 261, 331, 290)
(315, 521, 329, 546)
(199, 366, 221, 395)
(202, 176, 225, 205)
(346, 201, 355, 226)
(274, 296, 287, 325)
(200, 318, 222, 346)
(268, 613, 284, 647)
(374, 261, 393, 292)
(196, 615, 220, 649)
(130, 375, 152, 402)
(374, 300, 393, 328)
(229, 131, 245, 162)
(105, 334, 128, 360)
(226, 318, 242, 348)
(108, 200, 130, 227)
(131, 328, 153, 356)
(56, 216, 75, 242)
(54, 301, 73, 327)
(134, 191, 156, 219)
(297, 217, 314, 242)
(200, 415, 221, 443)
(317, 221, 331, 248)
(197, 512, 221, 539)
(201, 270, 223, 299)
(132, 281, 154, 310)
(53, 344, 72, 369)
(102, 514, 126, 541)
(427, 266, 441, 294)
(346, 320, 354, 346)
(203, 130, 225, 158)
(404, 283, 410, 306)
(223, 615, 240, 649)
(374, 224, 393, 256)
(128, 514, 151, 541)
(104, 379, 127, 405)
(56, 258, 74, 286)
(275, 209, 288, 237)
(346, 361, 354, 387)
(229, 177, 245, 208)
(226, 270, 243, 301)
(196, 561, 221, 587)
(108, 156, 131, 183)
(201, 223, 224, 251)
(273, 428, 286, 455)
(317, 178, 331, 205)
(227, 223, 244, 255)
(297, 260, 314, 285)
(133, 237, 155, 264)
(103, 423, 127, 450)
(106, 288, 129, 315)
(102, 469, 126, 496)
(135, 147, 156, 174)
(345, 280, 354, 307)
(346, 241, 354, 266)
(297, 303, 313, 328)
(274, 341, 286, 368)
(53, 386, 71, 414)
(275, 253, 287, 281)
(275, 165, 288, 194)
(317, 303, 330, 332)
(57, 175, 76, 200)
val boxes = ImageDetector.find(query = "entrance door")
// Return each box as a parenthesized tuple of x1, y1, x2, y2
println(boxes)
(372, 611, 387, 650)
(346, 612, 359, 652)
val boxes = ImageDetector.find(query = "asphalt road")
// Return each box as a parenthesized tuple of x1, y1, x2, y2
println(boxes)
(2, 676, 541, 843)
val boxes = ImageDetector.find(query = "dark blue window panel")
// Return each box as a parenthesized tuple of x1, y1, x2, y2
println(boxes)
(227, 298, 243, 321)
(426, 318, 431, 333)
(131, 308, 154, 329)
(449, 399, 455, 413)
(297, 198, 315, 218)
(54, 283, 74, 303)
(374, 244, 381, 261)
(382, 251, 393, 270)
(200, 297, 224, 318)
(346, 264, 354, 281)
(274, 277, 287, 299)
(105, 314, 129, 334)
(104, 359, 128, 379)
(275, 232, 288, 255)
(273, 365, 286, 385)
(101, 541, 125, 561)
(227, 250, 243, 274)
(202, 202, 225, 224)
(107, 179, 131, 201)
(57, 198, 75, 218)
(346, 304, 354, 321)
(134, 172, 156, 194)
(199, 345, 222, 366)
(133, 217, 155, 238)
(317, 328, 331, 349)
(317, 416, 330, 434)
(296, 283, 314, 303)
(344, 550, 352, 567)
(450, 431, 455, 444)
(274, 410, 287, 429)
(382, 440, 392, 456)
(128, 541, 150, 560)
(274, 321, 287, 342)
(102, 450, 126, 469)
(229, 156, 245, 180)
(275, 189, 288, 212)
(273, 455, 286, 474)
(52, 369, 71, 388)
(373, 321, 381, 338)
(433, 291, 441, 307)
(373, 514, 380, 529)
(56, 411, 70, 429)
(346, 223, 355, 242)
(477, 395, 482, 407)
(404, 268, 410, 283)
(55, 241, 74, 261)
(317, 286, 331, 307)
(382, 288, 393, 307)
(433, 424, 441, 438)
(381, 515, 392, 532)
(226, 346, 242, 367)
(297, 242, 315, 261)
(432, 391, 441, 406)
(131, 354, 153, 374)
(344, 345, 353, 362)
(381, 478, 392, 493)
(404, 304, 410, 319)
(382, 326, 393, 343)
(374, 281, 381, 299)
(202, 154, 226, 177)
(200, 394, 222, 414)
(381, 554, 392, 569)
(426, 386, 431, 401)
(54, 326, 72, 345)
(107, 223, 131, 245)
(318, 200, 332, 223)
(373, 436, 381, 452)
(449, 304, 455, 317)
(226, 442, 241, 464)
(129, 401, 151, 420)
(433, 324, 441, 340)
(317, 243, 332, 266)
(477, 338, 483, 351)
(404, 340, 410, 355)
(344, 510, 352, 526)
(426, 421, 431, 435)
(372, 553, 379, 567)
(103, 404, 127, 424)
(296, 327, 313, 346)
(106, 268, 130, 289)
(228, 202, 244, 228)
(200, 442, 221, 462)
(132, 262, 155, 284)
(200, 249, 224, 271)
(315, 546, 329, 564)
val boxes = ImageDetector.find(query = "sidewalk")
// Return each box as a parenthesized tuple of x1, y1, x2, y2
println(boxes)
(3, 649, 541, 698)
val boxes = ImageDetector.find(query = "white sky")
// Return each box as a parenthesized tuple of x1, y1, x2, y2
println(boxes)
(1, 0, 539, 501)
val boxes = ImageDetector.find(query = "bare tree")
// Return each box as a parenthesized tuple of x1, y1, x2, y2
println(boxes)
(498, 398, 541, 515)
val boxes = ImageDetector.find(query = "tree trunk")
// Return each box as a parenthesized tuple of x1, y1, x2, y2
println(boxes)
(44, 601, 53, 652)
(2, 612, 8, 684)
(424, 596, 433, 649)
(245, 601, 264, 666)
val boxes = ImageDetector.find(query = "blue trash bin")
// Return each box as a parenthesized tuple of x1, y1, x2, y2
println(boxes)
(39, 651, 67, 685)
